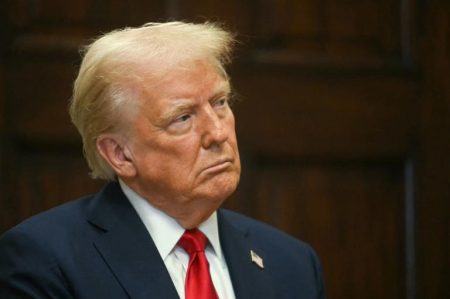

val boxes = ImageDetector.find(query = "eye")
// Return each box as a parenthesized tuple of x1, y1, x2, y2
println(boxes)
(174, 114, 191, 123)
(213, 97, 228, 108)
(166, 113, 193, 134)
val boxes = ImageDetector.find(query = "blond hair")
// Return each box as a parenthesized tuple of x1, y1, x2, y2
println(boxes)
(69, 21, 235, 180)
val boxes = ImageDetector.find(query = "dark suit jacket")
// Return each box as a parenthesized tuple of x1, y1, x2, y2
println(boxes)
(0, 182, 325, 299)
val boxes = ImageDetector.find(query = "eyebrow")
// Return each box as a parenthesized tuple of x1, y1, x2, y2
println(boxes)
(159, 82, 231, 123)
(159, 101, 195, 123)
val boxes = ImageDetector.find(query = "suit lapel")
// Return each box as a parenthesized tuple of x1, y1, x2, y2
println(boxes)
(87, 183, 277, 299)
(218, 210, 276, 299)
(87, 183, 179, 299)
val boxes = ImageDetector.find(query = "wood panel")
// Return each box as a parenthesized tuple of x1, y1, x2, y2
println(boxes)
(9, 149, 103, 223)
(417, 2, 450, 298)
(5, 59, 79, 142)
(227, 63, 418, 298)
(4, 0, 166, 29)
(245, 0, 417, 71)
(0, 1, 448, 298)
(232, 158, 406, 299)
(176, 0, 251, 33)
(0, 61, 7, 232)
(232, 70, 419, 157)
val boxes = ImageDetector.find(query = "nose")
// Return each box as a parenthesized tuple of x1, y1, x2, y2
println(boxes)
(201, 108, 228, 149)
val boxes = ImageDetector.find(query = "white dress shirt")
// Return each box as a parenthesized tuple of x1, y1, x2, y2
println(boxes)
(119, 180, 236, 299)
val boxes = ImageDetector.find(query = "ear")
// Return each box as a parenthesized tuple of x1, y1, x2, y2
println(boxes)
(96, 134, 137, 179)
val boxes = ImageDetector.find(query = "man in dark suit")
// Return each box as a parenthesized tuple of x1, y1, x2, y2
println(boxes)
(0, 21, 325, 298)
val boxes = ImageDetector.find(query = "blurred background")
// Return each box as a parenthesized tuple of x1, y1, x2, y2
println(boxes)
(0, 1, 448, 298)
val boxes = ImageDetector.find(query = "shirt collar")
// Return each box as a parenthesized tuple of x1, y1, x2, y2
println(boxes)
(118, 179, 223, 260)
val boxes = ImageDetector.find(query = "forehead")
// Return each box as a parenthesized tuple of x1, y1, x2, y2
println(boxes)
(139, 61, 230, 104)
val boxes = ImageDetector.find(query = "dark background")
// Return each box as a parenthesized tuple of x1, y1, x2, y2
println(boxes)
(0, 1, 448, 298)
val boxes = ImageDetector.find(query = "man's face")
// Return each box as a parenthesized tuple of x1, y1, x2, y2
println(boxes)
(122, 61, 241, 227)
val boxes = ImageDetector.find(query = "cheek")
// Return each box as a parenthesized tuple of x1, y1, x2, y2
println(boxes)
(227, 120, 240, 153)
(140, 139, 200, 177)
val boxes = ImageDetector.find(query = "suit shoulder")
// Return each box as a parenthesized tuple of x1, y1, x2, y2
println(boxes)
(219, 209, 315, 253)
(0, 193, 99, 284)
(0, 198, 92, 298)
(1, 194, 95, 243)
(219, 209, 326, 297)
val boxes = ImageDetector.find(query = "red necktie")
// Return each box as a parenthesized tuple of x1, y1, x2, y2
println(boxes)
(178, 229, 219, 299)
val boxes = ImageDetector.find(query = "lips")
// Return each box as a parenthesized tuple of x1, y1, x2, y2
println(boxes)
(203, 158, 234, 173)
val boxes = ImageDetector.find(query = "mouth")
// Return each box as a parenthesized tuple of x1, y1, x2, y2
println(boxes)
(203, 158, 234, 174)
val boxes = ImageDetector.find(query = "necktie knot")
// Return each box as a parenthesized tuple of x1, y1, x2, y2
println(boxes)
(178, 229, 208, 255)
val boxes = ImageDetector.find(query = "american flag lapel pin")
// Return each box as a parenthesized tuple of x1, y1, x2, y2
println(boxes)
(250, 250, 264, 269)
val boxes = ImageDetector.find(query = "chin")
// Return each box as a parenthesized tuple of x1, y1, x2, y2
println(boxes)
(204, 175, 239, 202)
